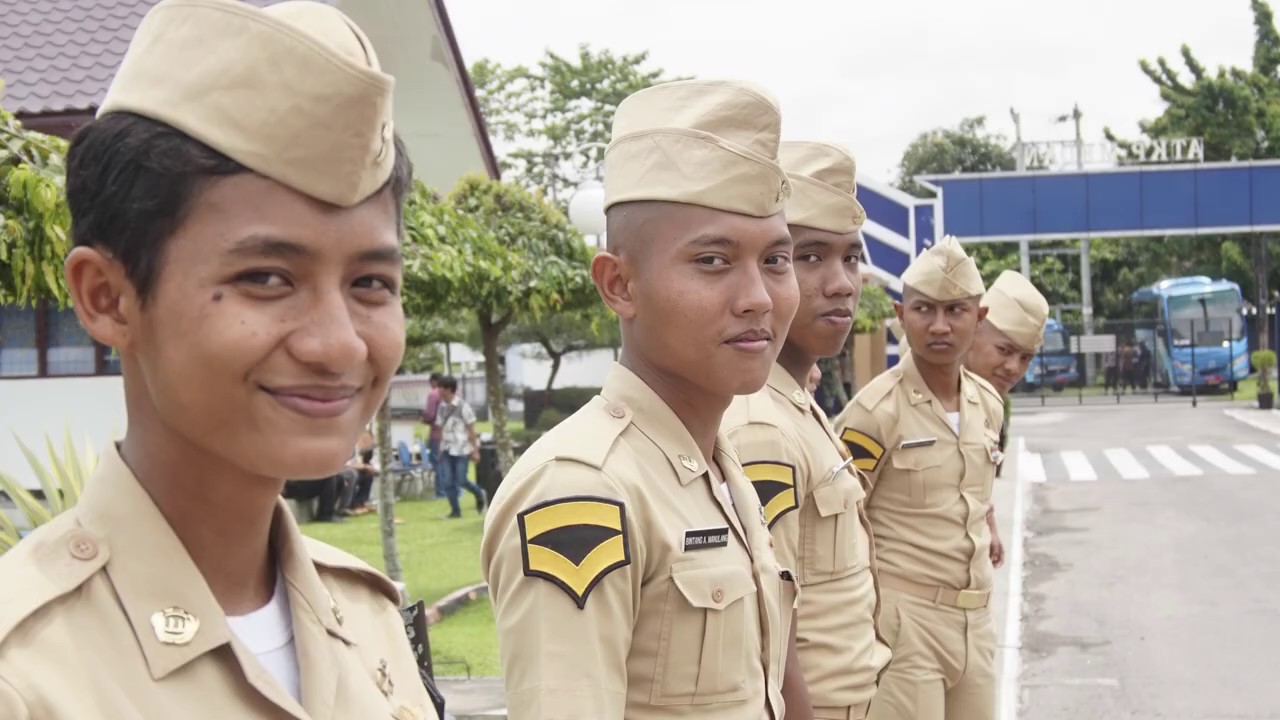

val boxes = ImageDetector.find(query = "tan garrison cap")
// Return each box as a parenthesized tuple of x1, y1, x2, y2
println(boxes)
(604, 79, 790, 217)
(901, 236, 985, 301)
(779, 141, 866, 233)
(982, 270, 1050, 350)
(99, 0, 396, 207)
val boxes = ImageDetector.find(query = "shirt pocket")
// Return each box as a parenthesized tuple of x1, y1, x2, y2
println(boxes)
(651, 560, 758, 705)
(885, 450, 943, 507)
(961, 429, 1001, 501)
(804, 470, 866, 579)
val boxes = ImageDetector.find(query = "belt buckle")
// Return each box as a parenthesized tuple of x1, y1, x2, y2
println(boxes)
(955, 589, 986, 610)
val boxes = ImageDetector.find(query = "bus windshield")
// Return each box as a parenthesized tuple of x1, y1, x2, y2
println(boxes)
(1041, 329, 1068, 353)
(1166, 289, 1244, 345)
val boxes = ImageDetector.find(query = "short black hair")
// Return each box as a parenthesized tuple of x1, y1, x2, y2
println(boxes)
(429, 372, 443, 384)
(65, 112, 414, 302)
(439, 375, 459, 392)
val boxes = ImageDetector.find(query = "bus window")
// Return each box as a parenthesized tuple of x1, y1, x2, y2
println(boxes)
(1166, 290, 1245, 346)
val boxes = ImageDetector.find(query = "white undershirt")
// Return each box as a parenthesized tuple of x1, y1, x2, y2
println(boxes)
(227, 571, 301, 702)
(946, 411, 961, 436)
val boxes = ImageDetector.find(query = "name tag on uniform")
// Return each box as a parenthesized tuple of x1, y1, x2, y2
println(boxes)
(683, 527, 730, 552)
(900, 437, 937, 449)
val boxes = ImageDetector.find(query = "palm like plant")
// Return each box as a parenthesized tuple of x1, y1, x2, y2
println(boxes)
(0, 430, 98, 554)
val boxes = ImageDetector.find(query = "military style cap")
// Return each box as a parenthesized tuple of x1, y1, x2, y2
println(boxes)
(604, 79, 790, 217)
(982, 270, 1050, 350)
(900, 236, 985, 301)
(99, 0, 395, 207)
(778, 141, 866, 233)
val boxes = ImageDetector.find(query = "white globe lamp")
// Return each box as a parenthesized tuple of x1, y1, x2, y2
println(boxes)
(568, 178, 607, 239)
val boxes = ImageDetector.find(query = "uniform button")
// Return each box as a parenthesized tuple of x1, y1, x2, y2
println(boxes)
(712, 587, 725, 603)
(606, 402, 626, 419)
(67, 533, 98, 561)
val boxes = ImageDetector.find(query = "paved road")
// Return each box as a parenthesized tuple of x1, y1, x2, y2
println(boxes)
(1013, 403, 1280, 720)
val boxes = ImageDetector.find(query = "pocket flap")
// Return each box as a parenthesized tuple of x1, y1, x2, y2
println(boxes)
(891, 449, 943, 471)
(812, 473, 862, 518)
(670, 562, 756, 611)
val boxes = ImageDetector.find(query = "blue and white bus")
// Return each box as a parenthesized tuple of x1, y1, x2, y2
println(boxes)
(1021, 317, 1079, 392)
(1131, 276, 1250, 391)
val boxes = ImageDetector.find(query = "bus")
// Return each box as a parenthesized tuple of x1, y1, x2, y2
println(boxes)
(1130, 276, 1249, 391)
(1020, 317, 1079, 392)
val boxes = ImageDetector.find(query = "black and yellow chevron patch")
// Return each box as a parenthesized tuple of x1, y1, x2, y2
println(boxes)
(840, 429, 885, 472)
(518, 496, 630, 609)
(742, 462, 798, 529)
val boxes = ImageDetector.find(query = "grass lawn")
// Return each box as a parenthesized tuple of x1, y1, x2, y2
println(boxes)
(301, 498, 485, 606)
(428, 601, 500, 678)
(300, 496, 502, 676)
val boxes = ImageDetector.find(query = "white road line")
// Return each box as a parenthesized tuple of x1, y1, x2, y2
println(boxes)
(1022, 450, 1047, 484)
(1103, 448, 1150, 480)
(998, 437, 1030, 720)
(1146, 445, 1204, 476)
(1188, 445, 1256, 475)
(1236, 444, 1280, 470)
(1060, 451, 1098, 482)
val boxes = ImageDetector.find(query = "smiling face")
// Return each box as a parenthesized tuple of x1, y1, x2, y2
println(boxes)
(73, 173, 405, 481)
(965, 320, 1037, 395)
(896, 287, 986, 368)
(778, 225, 863, 366)
(596, 201, 799, 400)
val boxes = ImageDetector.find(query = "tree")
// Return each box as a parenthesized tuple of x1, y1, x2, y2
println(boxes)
(506, 304, 619, 394)
(471, 46, 679, 205)
(896, 116, 1016, 197)
(402, 176, 595, 475)
(1106, 0, 1280, 335)
(0, 80, 71, 306)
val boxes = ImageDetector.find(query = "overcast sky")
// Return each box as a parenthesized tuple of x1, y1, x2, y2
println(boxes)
(449, 0, 1258, 184)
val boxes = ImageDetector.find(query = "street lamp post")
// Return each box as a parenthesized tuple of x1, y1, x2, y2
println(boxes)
(560, 142, 608, 245)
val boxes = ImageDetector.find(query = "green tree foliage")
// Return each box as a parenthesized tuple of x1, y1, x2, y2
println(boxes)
(0, 81, 71, 306)
(506, 304, 620, 394)
(471, 46, 679, 205)
(896, 116, 1016, 197)
(402, 175, 595, 474)
(854, 282, 895, 334)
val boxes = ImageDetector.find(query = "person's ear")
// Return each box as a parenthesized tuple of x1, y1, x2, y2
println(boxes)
(592, 251, 637, 320)
(64, 246, 142, 352)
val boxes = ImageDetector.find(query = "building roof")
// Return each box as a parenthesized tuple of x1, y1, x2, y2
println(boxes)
(0, 0, 151, 115)
(0, 0, 497, 179)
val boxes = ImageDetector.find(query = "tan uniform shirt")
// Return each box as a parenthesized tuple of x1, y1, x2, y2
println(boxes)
(724, 364, 892, 710)
(481, 364, 796, 720)
(0, 444, 437, 720)
(833, 354, 1004, 592)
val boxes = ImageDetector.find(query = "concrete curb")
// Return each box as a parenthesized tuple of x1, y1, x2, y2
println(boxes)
(427, 582, 488, 625)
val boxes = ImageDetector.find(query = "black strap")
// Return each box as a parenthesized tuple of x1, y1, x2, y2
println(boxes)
(400, 601, 446, 718)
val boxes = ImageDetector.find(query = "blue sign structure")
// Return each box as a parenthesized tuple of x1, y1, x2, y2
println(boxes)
(854, 177, 937, 363)
(918, 160, 1280, 242)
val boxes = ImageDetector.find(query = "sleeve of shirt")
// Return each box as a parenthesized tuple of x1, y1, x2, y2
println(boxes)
(725, 421, 806, 578)
(424, 393, 440, 423)
(481, 460, 639, 719)
(462, 402, 477, 426)
(832, 400, 890, 492)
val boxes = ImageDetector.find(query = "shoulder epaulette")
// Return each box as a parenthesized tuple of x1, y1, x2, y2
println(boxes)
(855, 365, 902, 411)
(544, 396, 630, 470)
(0, 512, 106, 645)
(303, 536, 401, 606)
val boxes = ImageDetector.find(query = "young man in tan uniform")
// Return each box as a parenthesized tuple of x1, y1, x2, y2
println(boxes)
(962, 270, 1050, 566)
(834, 238, 1006, 720)
(723, 141, 892, 720)
(482, 79, 810, 720)
(0, 2, 437, 718)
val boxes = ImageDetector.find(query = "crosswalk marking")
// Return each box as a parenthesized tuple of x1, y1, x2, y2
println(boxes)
(1022, 450, 1047, 483)
(1060, 451, 1098, 482)
(1187, 445, 1256, 475)
(1234, 444, 1280, 470)
(1145, 445, 1204, 477)
(1103, 448, 1150, 480)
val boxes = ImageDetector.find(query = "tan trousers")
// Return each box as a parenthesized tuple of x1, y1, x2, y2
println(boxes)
(865, 587, 996, 720)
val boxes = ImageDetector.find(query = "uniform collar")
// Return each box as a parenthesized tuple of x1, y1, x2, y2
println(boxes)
(899, 353, 980, 407)
(765, 362, 811, 415)
(602, 363, 732, 485)
(75, 443, 353, 682)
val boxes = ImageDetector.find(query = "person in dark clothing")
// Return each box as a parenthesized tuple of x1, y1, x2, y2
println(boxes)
(343, 427, 378, 515)
(282, 474, 347, 522)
